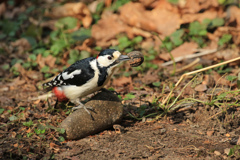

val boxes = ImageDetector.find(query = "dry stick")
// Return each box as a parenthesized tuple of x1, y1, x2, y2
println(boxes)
(161, 48, 217, 67)
(30, 92, 53, 101)
(173, 58, 200, 73)
(161, 56, 240, 105)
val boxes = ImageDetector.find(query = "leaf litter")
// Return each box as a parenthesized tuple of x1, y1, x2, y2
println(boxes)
(1, 0, 240, 159)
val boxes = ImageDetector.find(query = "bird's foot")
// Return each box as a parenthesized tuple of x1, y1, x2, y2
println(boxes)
(72, 104, 94, 120)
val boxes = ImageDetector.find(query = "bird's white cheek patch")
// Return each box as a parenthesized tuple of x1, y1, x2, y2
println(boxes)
(62, 69, 81, 80)
(113, 51, 121, 59)
(97, 55, 112, 67)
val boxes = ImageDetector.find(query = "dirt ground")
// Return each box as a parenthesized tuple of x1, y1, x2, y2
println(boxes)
(1, 82, 239, 160)
(55, 107, 238, 160)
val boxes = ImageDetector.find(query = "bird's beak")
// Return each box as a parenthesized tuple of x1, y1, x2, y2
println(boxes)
(116, 55, 130, 63)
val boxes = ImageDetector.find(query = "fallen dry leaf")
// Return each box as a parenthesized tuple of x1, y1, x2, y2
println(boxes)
(10, 38, 31, 54)
(159, 42, 198, 61)
(216, 49, 239, 61)
(182, 85, 196, 96)
(74, 38, 95, 53)
(195, 84, 207, 92)
(227, 6, 240, 28)
(105, 0, 112, 7)
(213, 27, 240, 45)
(45, 2, 92, 28)
(206, 130, 214, 136)
(112, 77, 132, 87)
(141, 69, 159, 84)
(13, 143, 18, 148)
(139, 0, 159, 8)
(0, 3, 6, 16)
(92, 13, 127, 47)
(202, 75, 215, 87)
(50, 142, 57, 149)
(213, 71, 230, 86)
(26, 70, 43, 81)
(181, 9, 218, 24)
(120, 2, 180, 36)
(12, 64, 29, 81)
(180, 0, 218, 14)
(37, 54, 56, 69)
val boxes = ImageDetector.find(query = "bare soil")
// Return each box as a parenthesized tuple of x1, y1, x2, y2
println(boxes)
(0, 83, 239, 160)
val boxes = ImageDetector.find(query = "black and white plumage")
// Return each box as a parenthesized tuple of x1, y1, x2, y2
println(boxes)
(43, 49, 130, 116)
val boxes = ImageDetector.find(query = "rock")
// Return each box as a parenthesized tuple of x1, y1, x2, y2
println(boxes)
(224, 148, 230, 155)
(214, 151, 221, 156)
(160, 128, 166, 134)
(60, 89, 123, 140)
(195, 84, 207, 92)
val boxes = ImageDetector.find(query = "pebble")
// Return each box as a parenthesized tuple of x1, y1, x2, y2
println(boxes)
(214, 151, 221, 156)
(224, 148, 230, 155)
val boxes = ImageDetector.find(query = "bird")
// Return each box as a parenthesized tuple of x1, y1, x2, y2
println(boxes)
(42, 49, 130, 118)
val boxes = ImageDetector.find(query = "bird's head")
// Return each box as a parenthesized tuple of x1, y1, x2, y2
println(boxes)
(96, 49, 130, 68)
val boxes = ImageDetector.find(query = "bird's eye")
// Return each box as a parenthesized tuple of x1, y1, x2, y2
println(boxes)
(108, 56, 112, 60)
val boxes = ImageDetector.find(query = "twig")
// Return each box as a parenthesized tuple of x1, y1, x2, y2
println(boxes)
(161, 56, 240, 105)
(171, 58, 200, 74)
(29, 92, 53, 101)
(161, 48, 217, 66)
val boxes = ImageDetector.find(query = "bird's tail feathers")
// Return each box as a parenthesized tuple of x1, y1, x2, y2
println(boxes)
(42, 82, 54, 92)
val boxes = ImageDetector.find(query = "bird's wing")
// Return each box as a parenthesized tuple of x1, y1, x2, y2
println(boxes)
(43, 57, 95, 88)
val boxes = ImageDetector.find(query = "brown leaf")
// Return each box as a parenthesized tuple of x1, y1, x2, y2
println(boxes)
(181, 9, 218, 24)
(213, 71, 230, 86)
(182, 85, 196, 96)
(0, 3, 6, 17)
(202, 75, 215, 87)
(139, 0, 159, 8)
(207, 130, 214, 136)
(227, 6, 240, 28)
(141, 69, 159, 84)
(10, 38, 31, 54)
(37, 54, 56, 69)
(26, 128, 31, 133)
(92, 13, 127, 47)
(10, 132, 17, 138)
(120, 2, 181, 36)
(216, 49, 239, 61)
(45, 2, 92, 28)
(14, 63, 26, 76)
(112, 77, 132, 87)
(50, 142, 56, 149)
(13, 143, 18, 147)
(180, 0, 218, 14)
(195, 84, 207, 92)
(26, 70, 43, 81)
(75, 38, 95, 53)
(105, 0, 112, 7)
(213, 27, 240, 45)
(159, 42, 198, 61)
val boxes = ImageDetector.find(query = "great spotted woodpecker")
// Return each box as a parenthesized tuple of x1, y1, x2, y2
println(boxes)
(43, 49, 130, 117)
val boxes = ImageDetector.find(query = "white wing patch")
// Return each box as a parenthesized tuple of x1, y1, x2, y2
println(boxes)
(62, 69, 82, 80)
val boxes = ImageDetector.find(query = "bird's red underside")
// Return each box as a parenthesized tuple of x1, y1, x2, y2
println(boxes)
(52, 87, 68, 101)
